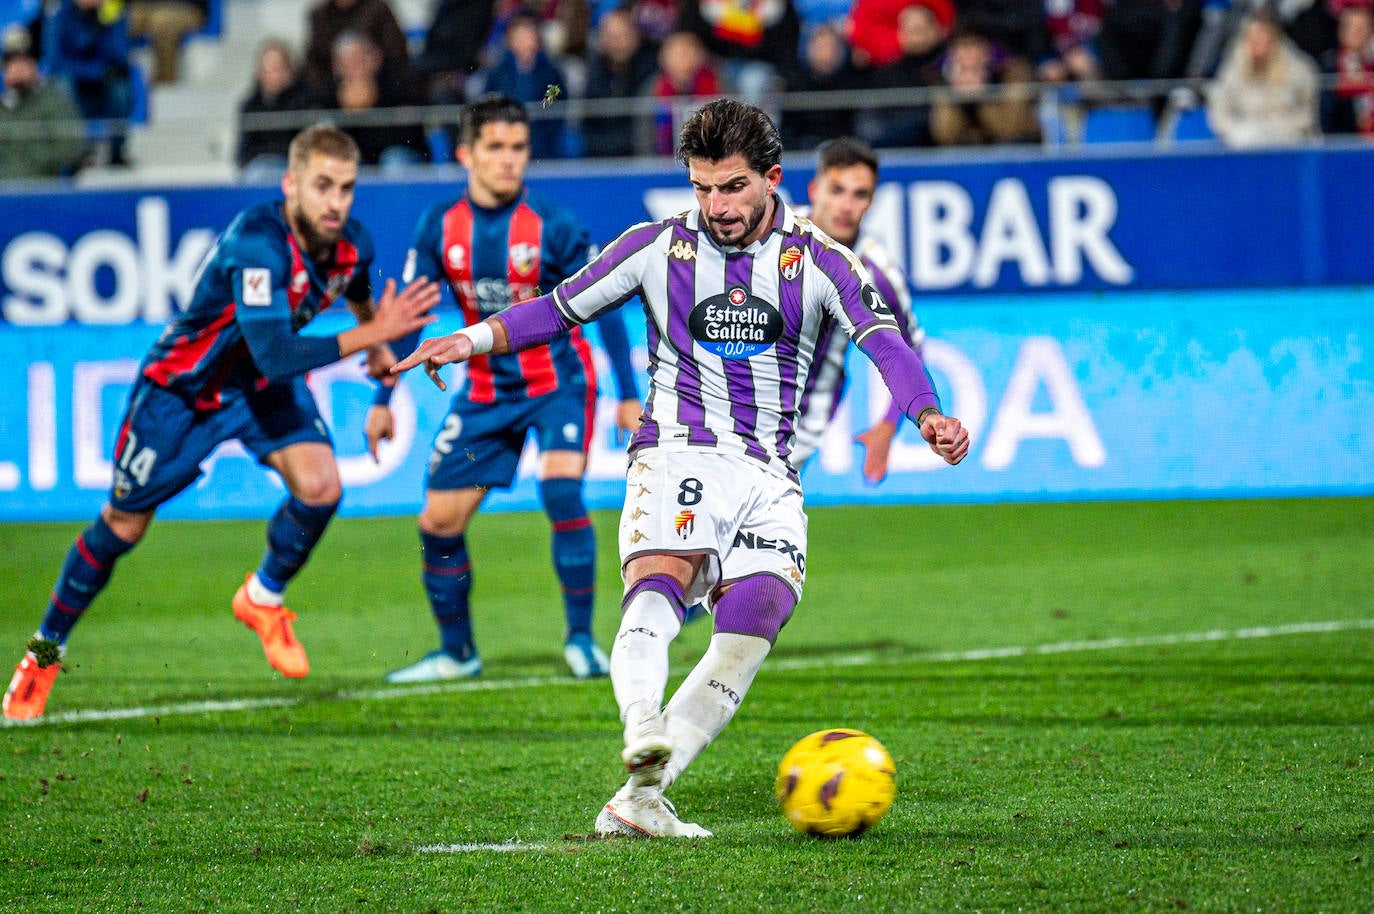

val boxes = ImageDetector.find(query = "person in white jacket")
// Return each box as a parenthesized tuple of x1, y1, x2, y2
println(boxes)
(1207, 12, 1321, 147)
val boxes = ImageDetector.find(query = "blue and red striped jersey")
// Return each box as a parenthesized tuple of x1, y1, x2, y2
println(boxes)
(140, 201, 375, 410)
(405, 188, 620, 404)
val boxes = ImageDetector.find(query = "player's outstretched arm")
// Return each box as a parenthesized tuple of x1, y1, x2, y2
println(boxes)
(338, 278, 440, 357)
(389, 317, 513, 392)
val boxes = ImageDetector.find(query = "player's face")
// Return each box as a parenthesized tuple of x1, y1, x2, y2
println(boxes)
(458, 120, 531, 207)
(689, 154, 783, 248)
(807, 163, 877, 247)
(283, 152, 358, 254)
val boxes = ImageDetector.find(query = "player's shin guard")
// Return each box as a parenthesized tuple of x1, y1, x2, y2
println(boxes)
(539, 478, 595, 638)
(257, 496, 338, 593)
(659, 576, 797, 789)
(40, 515, 138, 644)
(420, 530, 476, 659)
(611, 575, 687, 727)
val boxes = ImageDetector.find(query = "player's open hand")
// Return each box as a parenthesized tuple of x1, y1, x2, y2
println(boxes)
(390, 332, 476, 391)
(855, 419, 897, 483)
(919, 413, 969, 466)
(375, 277, 440, 340)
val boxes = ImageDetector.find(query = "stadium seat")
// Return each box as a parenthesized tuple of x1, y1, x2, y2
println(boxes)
(1081, 105, 1158, 144)
(1170, 106, 1216, 143)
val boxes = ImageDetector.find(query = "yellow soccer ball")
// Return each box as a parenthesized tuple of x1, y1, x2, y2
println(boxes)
(775, 728, 896, 838)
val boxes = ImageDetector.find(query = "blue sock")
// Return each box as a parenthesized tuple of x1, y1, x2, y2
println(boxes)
(420, 529, 475, 660)
(256, 496, 338, 593)
(40, 515, 137, 645)
(540, 477, 595, 640)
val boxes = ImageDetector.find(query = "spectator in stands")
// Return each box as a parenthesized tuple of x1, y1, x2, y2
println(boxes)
(127, 0, 206, 84)
(328, 30, 430, 168)
(860, 0, 952, 147)
(623, 0, 681, 43)
(846, 0, 953, 69)
(582, 6, 658, 156)
(1207, 11, 1321, 145)
(956, 0, 1052, 64)
(646, 29, 720, 154)
(678, 0, 801, 102)
(412, 0, 496, 104)
(930, 29, 1040, 145)
(44, 0, 134, 167)
(785, 21, 863, 149)
(482, 8, 568, 158)
(237, 38, 320, 178)
(1040, 0, 1104, 83)
(1094, 0, 1198, 83)
(1320, 1, 1374, 136)
(0, 23, 87, 179)
(1189, 0, 1336, 79)
(304, 0, 412, 99)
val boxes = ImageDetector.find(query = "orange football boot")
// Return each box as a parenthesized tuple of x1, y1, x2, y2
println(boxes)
(232, 575, 309, 678)
(4, 651, 61, 721)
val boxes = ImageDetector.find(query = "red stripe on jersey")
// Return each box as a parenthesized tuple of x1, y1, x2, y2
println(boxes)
(142, 302, 237, 388)
(285, 237, 308, 312)
(323, 237, 360, 310)
(509, 202, 559, 398)
(441, 200, 495, 403)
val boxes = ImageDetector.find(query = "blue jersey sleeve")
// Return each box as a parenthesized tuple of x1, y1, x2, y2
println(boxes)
(375, 204, 447, 406)
(227, 219, 342, 382)
(593, 308, 640, 402)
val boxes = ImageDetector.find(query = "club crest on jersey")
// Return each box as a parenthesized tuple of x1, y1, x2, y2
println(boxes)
(674, 510, 696, 539)
(325, 268, 354, 302)
(688, 284, 784, 359)
(509, 242, 540, 277)
(669, 238, 697, 262)
(291, 270, 309, 295)
(779, 244, 803, 281)
(446, 244, 467, 272)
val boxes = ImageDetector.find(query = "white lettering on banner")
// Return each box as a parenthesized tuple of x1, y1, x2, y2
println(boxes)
(865, 339, 990, 473)
(29, 362, 56, 491)
(982, 337, 1106, 470)
(73, 360, 138, 488)
(909, 177, 1133, 290)
(1, 197, 216, 325)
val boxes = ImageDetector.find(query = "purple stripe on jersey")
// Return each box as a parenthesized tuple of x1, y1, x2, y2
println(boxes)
(559, 220, 664, 300)
(665, 222, 716, 448)
(497, 293, 575, 352)
(773, 234, 806, 466)
(724, 252, 767, 462)
(866, 254, 914, 341)
(809, 236, 887, 334)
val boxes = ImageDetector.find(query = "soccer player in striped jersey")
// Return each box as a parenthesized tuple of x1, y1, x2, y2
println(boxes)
(375, 95, 642, 684)
(2, 127, 440, 721)
(792, 136, 925, 482)
(393, 98, 968, 837)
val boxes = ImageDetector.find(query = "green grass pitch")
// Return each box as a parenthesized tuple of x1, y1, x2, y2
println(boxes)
(1, 498, 1371, 913)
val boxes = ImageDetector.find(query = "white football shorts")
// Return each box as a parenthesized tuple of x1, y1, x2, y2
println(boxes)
(617, 448, 808, 607)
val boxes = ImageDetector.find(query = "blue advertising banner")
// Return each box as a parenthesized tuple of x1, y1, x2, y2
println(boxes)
(0, 286, 1368, 521)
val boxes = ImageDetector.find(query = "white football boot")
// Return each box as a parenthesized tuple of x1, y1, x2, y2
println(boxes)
(595, 782, 712, 839)
(563, 632, 610, 679)
(621, 704, 672, 788)
(384, 649, 481, 683)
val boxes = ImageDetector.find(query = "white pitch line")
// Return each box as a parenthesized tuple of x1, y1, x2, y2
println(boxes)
(417, 842, 547, 853)
(9, 618, 1373, 728)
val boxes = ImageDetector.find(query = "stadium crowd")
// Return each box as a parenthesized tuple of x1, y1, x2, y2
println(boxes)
(1, 0, 1372, 177)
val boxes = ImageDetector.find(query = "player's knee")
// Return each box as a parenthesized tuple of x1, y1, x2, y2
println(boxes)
(101, 504, 152, 544)
(713, 575, 797, 643)
(538, 476, 587, 523)
(291, 474, 342, 507)
(418, 508, 464, 538)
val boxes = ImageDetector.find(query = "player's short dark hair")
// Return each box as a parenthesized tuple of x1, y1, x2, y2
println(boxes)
(460, 93, 530, 147)
(287, 125, 360, 170)
(816, 137, 878, 179)
(676, 97, 783, 176)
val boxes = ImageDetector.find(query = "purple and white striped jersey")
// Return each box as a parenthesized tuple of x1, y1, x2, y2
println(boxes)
(794, 232, 925, 459)
(524, 198, 940, 482)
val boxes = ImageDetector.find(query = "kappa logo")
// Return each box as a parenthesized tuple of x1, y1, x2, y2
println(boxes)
(630, 460, 653, 476)
(629, 506, 649, 520)
(779, 244, 803, 281)
(674, 510, 695, 539)
(446, 244, 467, 271)
(510, 242, 540, 276)
(669, 239, 696, 262)
(242, 268, 271, 306)
(630, 530, 649, 543)
(632, 484, 651, 498)
(787, 567, 804, 585)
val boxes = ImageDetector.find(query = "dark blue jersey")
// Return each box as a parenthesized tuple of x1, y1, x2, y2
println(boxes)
(141, 201, 375, 410)
(404, 187, 637, 404)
